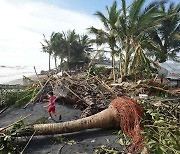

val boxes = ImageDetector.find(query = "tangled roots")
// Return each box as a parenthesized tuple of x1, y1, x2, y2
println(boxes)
(110, 96, 144, 153)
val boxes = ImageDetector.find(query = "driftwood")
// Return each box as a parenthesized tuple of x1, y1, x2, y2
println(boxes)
(0, 107, 8, 115)
(143, 84, 180, 96)
(0, 114, 32, 133)
(24, 78, 51, 108)
(53, 76, 113, 108)
(20, 130, 36, 154)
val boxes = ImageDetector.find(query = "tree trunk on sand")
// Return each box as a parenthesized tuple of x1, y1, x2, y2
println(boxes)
(34, 106, 118, 135)
(16, 96, 144, 153)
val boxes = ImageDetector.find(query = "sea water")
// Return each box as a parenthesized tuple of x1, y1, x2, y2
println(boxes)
(0, 65, 47, 84)
(0, 62, 179, 84)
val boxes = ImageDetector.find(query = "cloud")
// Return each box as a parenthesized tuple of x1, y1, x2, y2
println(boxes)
(0, 0, 102, 68)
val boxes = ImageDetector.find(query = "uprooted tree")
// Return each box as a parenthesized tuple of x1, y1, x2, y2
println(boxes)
(10, 96, 144, 153)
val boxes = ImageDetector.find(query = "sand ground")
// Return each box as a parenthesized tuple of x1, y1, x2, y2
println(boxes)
(6, 74, 48, 85)
(0, 101, 123, 154)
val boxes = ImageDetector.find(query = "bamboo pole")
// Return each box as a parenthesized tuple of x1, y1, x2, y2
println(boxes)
(64, 85, 83, 101)
(95, 77, 117, 97)
(0, 107, 8, 115)
(0, 114, 32, 133)
(20, 130, 36, 154)
(34, 66, 43, 88)
(24, 77, 51, 109)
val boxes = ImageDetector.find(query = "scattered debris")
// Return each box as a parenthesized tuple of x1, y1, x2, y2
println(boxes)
(0, 71, 179, 153)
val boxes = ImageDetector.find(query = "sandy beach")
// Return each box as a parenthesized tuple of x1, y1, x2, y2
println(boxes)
(0, 74, 122, 153)
(0, 100, 122, 153)
(5, 74, 48, 85)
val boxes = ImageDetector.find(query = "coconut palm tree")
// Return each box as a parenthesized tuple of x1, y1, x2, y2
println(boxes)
(70, 34, 93, 64)
(115, 0, 164, 76)
(146, 2, 180, 62)
(88, 1, 120, 82)
(50, 32, 65, 72)
(62, 30, 78, 70)
(78, 34, 93, 56)
(40, 32, 57, 71)
(15, 96, 144, 153)
(41, 34, 52, 71)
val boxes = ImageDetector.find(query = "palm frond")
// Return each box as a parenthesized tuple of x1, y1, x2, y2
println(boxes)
(129, 0, 145, 30)
(94, 11, 109, 30)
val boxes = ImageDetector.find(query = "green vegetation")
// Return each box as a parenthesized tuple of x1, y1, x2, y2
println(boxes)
(88, 66, 107, 77)
(117, 98, 180, 153)
(41, 30, 92, 71)
(0, 84, 40, 108)
(0, 121, 24, 154)
(89, 0, 180, 80)
(141, 99, 180, 154)
(55, 136, 76, 145)
(94, 145, 119, 154)
(41, 0, 179, 81)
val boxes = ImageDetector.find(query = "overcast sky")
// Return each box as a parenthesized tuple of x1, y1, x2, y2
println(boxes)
(0, 0, 179, 70)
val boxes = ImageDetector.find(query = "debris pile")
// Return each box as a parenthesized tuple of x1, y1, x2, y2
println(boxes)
(1, 71, 179, 153)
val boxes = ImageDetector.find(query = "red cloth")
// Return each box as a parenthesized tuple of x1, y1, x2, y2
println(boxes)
(48, 96, 56, 113)
(48, 106, 55, 113)
(49, 96, 55, 105)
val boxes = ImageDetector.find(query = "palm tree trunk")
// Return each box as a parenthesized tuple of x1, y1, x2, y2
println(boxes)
(54, 56, 58, 73)
(124, 38, 130, 76)
(13, 96, 144, 153)
(67, 44, 71, 71)
(49, 53, 51, 71)
(112, 54, 116, 82)
(129, 45, 141, 74)
(59, 57, 63, 72)
(118, 52, 123, 79)
(34, 107, 117, 135)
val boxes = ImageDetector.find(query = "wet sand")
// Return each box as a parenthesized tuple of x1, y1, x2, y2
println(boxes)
(5, 74, 48, 85)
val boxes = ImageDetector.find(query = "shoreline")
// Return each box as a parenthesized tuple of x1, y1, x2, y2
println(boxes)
(3, 74, 48, 86)
(0, 65, 49, 85)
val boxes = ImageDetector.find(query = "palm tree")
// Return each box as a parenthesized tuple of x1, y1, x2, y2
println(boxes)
(71, 34, 93, 63)
(88, 1, 120, 82)
(115, 0, 164, 76)
(51, 32, 65, 72)
(62, 30, 78, 70)
(147, 2, 180, 62)
(89, 0, 163, 79)
(40, 32, 57, 71)
(78, 34, 93, 56)
(41, 34, 51, 71)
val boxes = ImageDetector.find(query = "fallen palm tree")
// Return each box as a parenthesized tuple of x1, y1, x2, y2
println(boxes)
(15, 96, 144, 153)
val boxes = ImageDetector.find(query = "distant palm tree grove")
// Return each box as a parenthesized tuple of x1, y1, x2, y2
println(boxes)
(41, 0, 180, 81)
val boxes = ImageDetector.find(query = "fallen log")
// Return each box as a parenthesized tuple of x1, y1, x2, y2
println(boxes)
(15, 96, 144, 153)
